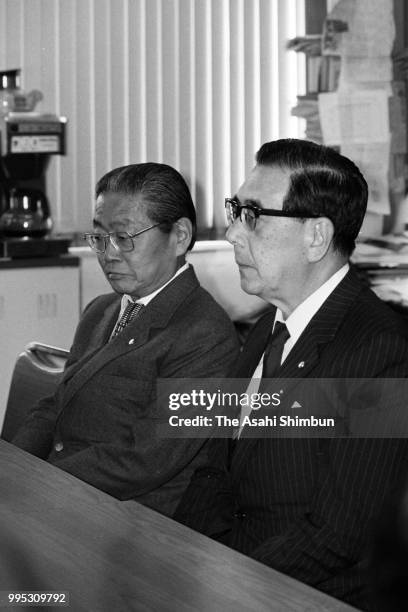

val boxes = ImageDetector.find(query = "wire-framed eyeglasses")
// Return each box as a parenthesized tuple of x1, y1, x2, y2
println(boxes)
(83, 222, 161, 254)
(225, 197, 320, 232)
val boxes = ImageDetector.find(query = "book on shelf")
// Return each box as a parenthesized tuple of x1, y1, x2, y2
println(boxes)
(307, 56, 322, 94)
(287, 35, 340, 96)
(318, 55, 341, 92)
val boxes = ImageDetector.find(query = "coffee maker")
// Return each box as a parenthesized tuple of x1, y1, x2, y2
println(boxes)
(0, 69, 68, 258)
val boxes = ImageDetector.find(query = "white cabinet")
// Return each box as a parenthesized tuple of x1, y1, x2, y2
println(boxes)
(0, 258, 80, 429)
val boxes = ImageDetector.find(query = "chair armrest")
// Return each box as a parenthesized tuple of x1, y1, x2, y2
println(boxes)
(25, 342, 69, 372)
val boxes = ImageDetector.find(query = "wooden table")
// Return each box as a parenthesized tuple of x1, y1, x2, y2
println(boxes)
(0, 440, 358, 611)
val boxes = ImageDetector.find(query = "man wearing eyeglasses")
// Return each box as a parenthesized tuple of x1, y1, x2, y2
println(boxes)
(12, 162, 239, 517)
(175, 139, 408, 610)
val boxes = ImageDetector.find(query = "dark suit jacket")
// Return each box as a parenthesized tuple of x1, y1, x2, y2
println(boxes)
(12, 267, 239, 517)
(175, 269, 408, 609)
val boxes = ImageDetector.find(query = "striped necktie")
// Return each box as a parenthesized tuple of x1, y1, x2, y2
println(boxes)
(111, 302, 144, 338)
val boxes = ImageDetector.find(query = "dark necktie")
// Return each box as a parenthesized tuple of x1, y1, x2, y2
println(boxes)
(111, 302, 144, 338)
(232, 320, 290, 447)
(261, 321, 290, 378)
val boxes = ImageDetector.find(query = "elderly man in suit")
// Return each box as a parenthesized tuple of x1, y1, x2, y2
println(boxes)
(12, 162, 239, 517)
(175, 139, 408, 610)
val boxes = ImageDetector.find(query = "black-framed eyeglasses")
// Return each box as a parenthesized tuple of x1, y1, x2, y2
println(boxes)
(83, 222, 161, 254)
(225, 197, 320, 232)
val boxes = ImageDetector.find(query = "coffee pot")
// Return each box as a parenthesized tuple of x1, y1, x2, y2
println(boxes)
(0, 188, 52, 238)
(0, 69, 67, 257)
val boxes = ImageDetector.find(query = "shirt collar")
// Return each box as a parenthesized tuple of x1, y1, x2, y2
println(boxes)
(120, 262, 189, 310)
(275, 263, 349, 345)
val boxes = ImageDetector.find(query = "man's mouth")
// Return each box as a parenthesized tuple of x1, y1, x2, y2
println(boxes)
(235, 260, 252, 268)
(105, 271, 127, 278)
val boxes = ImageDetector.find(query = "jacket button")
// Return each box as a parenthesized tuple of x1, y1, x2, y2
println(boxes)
(54, 442, 64, 452)
(233, 510, 247, 520)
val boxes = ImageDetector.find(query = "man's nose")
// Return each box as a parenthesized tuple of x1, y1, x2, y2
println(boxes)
(226, 219, 244, 246)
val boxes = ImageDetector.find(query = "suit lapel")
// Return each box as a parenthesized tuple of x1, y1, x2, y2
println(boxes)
(61, 267, 200, 407)
(61, 298, 120, 384)
(277, 268, 363, 380)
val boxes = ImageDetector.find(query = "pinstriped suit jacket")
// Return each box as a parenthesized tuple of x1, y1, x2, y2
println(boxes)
(175, 269, 408, 610)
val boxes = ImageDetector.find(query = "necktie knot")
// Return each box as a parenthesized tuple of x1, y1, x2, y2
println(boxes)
(262, 321, 290, 379)
(270, 321, 290, 344)
(112, 302, 144, 338)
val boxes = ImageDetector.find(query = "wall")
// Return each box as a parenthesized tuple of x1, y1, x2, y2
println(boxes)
(0, 0, 305, 235)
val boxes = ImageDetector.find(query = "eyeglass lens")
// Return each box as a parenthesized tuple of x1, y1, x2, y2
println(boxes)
(87, 232, 134, 253)
(241, 208, 256, 230)
(226, 200, 257, 231)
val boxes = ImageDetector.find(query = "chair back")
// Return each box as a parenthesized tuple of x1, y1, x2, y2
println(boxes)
(1, 342, 69, 442)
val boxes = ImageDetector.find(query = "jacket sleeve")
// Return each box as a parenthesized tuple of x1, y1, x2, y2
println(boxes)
(251, 437, 408, 587)
(47, 317, 240, 503)
(250, 347, 408, 589)
(173, 437, 235, 538)
(11, 393, 59, 458)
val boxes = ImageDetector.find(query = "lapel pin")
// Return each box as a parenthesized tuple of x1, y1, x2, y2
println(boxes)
(298, 361, 305, 368)
(128, 339, 135, 345)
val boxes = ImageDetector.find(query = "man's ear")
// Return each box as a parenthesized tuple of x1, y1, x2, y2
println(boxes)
(174, 217, 193, 256)
(305, 217, 334, 262)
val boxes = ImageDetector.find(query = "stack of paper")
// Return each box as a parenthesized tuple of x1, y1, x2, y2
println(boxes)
(291, 95, 322, 143)
(353, 238, 408, 307)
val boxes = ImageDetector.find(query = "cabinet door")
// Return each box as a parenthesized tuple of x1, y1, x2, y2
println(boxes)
(0, 266, 80, 429)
